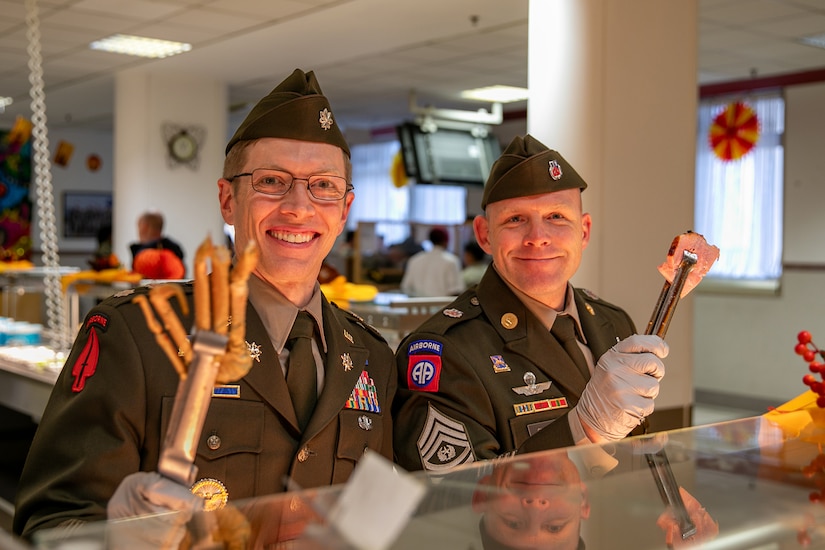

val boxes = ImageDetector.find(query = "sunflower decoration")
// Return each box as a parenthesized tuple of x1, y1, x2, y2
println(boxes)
(708, 101, 760, 162)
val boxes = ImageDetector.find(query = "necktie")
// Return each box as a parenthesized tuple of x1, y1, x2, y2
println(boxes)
(286, 311, 318, 429)
(551, 315, 591, 380)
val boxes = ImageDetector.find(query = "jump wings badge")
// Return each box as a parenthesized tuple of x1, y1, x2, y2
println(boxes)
(512, 372, 552, 396)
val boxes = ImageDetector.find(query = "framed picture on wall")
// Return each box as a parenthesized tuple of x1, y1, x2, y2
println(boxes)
(63, 192, 112, 238)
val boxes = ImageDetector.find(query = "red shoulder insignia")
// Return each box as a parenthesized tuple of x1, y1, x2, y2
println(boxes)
(71, 314, 108, 392)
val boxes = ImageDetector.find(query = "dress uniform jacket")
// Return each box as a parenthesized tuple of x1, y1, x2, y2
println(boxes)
(14, 282, 396, 538)
(392, 267, 636, 472)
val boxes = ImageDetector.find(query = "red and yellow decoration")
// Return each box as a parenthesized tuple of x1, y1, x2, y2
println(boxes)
(708, 101, 760, 162)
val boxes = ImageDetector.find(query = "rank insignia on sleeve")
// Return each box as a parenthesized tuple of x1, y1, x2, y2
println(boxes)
(70, 314, 109, 392)
(407, 355, 441, 392)
(417, 404, 475, 471)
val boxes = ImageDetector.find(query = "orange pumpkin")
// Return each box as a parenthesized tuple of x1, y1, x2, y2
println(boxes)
(133, 248, 185, 279)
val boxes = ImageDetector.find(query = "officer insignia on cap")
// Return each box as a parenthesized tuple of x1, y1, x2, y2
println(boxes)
(319, 108, 333, 130)
(549, 159, 563, 180)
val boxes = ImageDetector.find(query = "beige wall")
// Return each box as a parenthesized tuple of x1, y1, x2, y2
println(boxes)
(694, 81, 825, 409)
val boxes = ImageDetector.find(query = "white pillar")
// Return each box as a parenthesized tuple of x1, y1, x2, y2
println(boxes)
(113, 69, 228, 277)
(528, 0, 698, 421)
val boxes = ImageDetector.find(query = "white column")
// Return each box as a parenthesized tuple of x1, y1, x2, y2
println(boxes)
(528, 0, 698, 420)
(113, 69, 228, 277)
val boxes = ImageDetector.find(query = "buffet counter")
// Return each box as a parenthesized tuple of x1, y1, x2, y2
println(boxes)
(0, 347, 63, 422)
(25, 399, 825, 549)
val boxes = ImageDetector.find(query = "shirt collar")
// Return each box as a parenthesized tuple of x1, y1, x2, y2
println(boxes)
(246, 274, 327, 352)
(503, 276, 587, 344)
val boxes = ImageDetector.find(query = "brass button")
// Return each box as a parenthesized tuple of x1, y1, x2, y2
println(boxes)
(207, 434, 221, 450)
(501, 313, 518, 329)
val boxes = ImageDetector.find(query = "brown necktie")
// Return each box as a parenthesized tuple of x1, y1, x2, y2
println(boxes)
(551, 315, 591, 381)
(286, 311, 318, 429)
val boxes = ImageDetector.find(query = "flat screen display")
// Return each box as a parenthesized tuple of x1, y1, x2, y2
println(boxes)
(396, 123, 501, 185)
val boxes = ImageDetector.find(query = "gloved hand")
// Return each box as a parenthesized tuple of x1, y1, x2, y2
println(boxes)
(107, 471, 201, 549)
(575, 334, 668, 442)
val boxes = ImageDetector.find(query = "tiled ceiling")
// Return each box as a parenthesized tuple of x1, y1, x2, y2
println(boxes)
(1, 0, 825, 133)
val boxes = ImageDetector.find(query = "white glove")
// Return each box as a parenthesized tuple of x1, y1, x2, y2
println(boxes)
(107, 471, 201, 549)
(575, 334, 668, 442)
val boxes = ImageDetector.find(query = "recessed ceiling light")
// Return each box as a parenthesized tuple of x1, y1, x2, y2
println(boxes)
(799, 33, 825, 50)
(90, 34, 192, 59)
(461, 85, 529, 103)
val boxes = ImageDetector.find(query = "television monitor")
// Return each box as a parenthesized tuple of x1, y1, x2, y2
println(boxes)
(396, 122, 501, 185)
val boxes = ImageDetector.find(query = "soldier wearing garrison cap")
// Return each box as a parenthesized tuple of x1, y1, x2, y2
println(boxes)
(393, 134, 669, 472)
(15, 69, 396, 544)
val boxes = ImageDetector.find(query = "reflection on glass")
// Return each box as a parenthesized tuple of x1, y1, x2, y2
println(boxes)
(472, 452, 588, 550)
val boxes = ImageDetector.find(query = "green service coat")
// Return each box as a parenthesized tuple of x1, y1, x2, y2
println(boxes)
(392, 267, 636, 472)
(14, 282, 396, 538)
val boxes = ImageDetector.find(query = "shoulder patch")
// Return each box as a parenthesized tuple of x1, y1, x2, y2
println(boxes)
(407, 352, 442, 392)
(417, 404, 476, 471)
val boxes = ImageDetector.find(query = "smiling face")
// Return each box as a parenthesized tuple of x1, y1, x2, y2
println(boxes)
(218, 137, 352, 306)
(474, 188, 591, 310)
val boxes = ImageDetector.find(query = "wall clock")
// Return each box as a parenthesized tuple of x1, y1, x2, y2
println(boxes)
(162, 123, 206, 169)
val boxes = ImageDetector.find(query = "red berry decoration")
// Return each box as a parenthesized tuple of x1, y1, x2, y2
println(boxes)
(795, 331, 825, 408)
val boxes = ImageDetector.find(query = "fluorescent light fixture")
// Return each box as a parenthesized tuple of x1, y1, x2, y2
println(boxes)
(461, 85, 529, 103)
(799, 33, 825, 50)
(90, 34, 192, 59)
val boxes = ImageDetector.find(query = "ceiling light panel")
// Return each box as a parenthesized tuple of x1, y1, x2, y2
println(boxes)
(89, 34, 191, 58)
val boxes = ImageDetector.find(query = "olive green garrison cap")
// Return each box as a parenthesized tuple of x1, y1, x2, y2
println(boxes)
(225, 68, 350, 157)
(481, 134, 587, 209)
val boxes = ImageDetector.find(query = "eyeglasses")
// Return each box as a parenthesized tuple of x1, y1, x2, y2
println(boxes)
(228, 168, 353, 201)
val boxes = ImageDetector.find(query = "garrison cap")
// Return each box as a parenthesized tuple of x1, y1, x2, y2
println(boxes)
(481, 134, 587, 209)
(225, 68, 350, 157)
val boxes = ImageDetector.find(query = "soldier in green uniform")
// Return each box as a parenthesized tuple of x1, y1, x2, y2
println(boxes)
(14, 69, 396, 542)
(393, 134, 669, 472)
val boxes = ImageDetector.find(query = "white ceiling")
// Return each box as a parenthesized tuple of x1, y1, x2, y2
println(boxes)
(1, 0, 825, 134)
